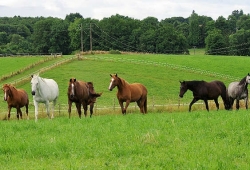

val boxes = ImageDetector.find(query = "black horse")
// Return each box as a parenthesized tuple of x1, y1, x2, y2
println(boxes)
(179, 80, 230, 112)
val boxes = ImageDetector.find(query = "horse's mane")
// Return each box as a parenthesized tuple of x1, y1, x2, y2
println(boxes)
(118, 76, 128, 87)
(239, 76, 247, 85)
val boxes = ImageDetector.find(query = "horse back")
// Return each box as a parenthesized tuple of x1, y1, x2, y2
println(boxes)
(195, 81, 226, 99)
(129, 83, 147, 101)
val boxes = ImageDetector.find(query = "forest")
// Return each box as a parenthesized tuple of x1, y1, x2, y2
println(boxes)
(0, 9, 250, 55)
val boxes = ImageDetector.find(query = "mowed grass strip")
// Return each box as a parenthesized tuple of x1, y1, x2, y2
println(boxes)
(0, 111, 249, 169)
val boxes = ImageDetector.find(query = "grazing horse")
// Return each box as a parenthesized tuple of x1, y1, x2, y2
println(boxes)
(2, 84, 29, 120)
(31, 74, 59, 121)
(68, 78, 102, 118)
(227, 73, 250, 110)
(179, 80, 230, 112)
(108, 74, 148, 114)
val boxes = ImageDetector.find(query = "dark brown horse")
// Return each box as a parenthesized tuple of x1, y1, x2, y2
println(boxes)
(179, 80, 230, 112)
(2, 84, 29, 120)
(108, 74, 148, 114)
(67, 78, 102, 118)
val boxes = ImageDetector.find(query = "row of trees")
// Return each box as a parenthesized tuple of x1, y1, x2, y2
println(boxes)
(0, 10, 250, 55)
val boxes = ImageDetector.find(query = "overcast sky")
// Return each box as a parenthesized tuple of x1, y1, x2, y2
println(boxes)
(0, 0, 250, 21)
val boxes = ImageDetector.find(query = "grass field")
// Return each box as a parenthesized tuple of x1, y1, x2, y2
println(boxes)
(1, 111, 250, 169)
(0, 52, 250, 169)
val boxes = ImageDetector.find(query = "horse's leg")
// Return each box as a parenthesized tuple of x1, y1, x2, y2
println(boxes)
(45, 101, 51, 119)
(136, 99, 144, 114)
(25, 104, 29, 120)
(204, 100, 209, 111)
(230, 98, 235, 109)
(68, 101, 72, 118)
(51, 100, 56, 119)
(33, 100, 39, 121)
(118, 100, 125, 114)
(76, 102, 82, 118)
(124, 100, 131, 114)
(245, 97, 248, 110)
(7, 106, 11, 120)
(19, 108, 23, 119)
(236, 99, 240, 110)
(89, 103, 94, 118)
(16, 108, 20, 120)
(82, 103, 88, 117)
(214, 98, 219, 111)
(189, 98, 198, 112)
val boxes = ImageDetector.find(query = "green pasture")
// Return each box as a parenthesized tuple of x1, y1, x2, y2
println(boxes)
(1, 52, 250, 169)
(0, 53, 250, 118)
(1, 111, 250, 169)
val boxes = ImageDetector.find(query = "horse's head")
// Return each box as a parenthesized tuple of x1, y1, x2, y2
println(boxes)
(2, 84, 12, 101)
(109, 74, 119, 91)
(31, 74, 39, 95)
(179, 81, 188, 98)
(68, 78, 77, 99)
(246, 73, 250, 84)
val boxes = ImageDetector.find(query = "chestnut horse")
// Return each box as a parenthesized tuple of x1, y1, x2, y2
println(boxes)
(68, 78, 102, 118)
(179, 80, 230, 112)
(2, 84, 29, 120)
(108, 74, 148, 114)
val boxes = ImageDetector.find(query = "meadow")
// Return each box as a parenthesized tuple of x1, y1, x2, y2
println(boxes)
(0, 52, 250, 169)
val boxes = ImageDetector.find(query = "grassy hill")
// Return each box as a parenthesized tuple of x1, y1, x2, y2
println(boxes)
(1, 53, 249, 118)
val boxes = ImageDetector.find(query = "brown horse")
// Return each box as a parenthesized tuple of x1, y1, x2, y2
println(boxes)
(108, 74, 148, 114)
(179, 80, 230, 112)
(2, 84, 29, 120)
(67, 78, 102, 118)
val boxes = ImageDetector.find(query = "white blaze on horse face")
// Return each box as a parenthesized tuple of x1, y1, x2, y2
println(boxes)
(71, 83, 75, 96)
(4, 89, 7, 101)
(109, 78, 114, 90)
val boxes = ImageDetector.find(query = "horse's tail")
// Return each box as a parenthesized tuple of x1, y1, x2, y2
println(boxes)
(144, 96, 147, 113)
(218, 81, 230, 110)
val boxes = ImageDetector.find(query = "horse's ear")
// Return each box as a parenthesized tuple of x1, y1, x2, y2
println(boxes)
(115, 73, 118, 77)
(110, 74, 112, 77)
(248, 73, 250, 76)
(31, 75, 33, 78)
(74, 78, 76, 82)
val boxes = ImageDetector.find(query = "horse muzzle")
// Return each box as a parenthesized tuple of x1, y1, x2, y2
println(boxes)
(179, 94, 183, 98)
(31, 91, 36, 95)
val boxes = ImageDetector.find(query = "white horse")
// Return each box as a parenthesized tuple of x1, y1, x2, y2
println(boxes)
(227, 73, 250, 110)
(31, 74, 59, 121)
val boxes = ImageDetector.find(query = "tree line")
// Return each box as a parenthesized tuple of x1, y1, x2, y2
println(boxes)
(0, 9, 250, 55)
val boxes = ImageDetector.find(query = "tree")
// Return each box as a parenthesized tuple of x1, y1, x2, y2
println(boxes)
(229, 29, 250, 56)
(65, 13, 83, 23)
(205, 29, 228, 55)
(188, 11, 200, 47)
(0, 32, 8, 45)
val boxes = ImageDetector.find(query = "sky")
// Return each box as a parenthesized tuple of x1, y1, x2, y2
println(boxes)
(0, 0, 250, 21)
